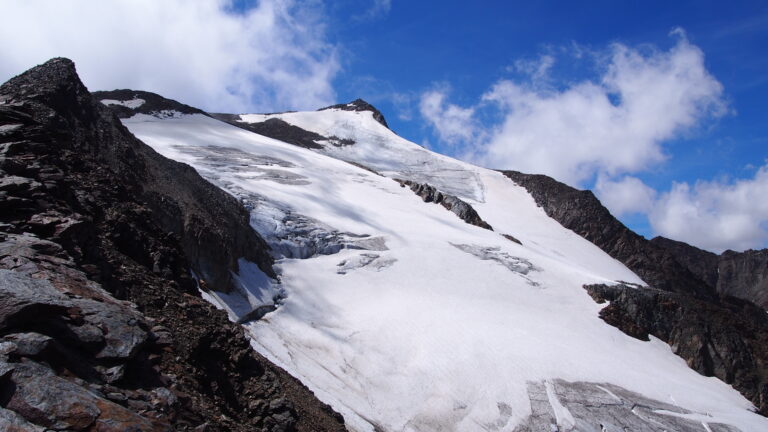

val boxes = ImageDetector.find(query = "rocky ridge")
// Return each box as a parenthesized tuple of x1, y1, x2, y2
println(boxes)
(210, 115, 327, 150)
(651, 236, 768, 309)
(502, 170, 768, 416)
(395, 179, 493, 230)
(0, 58, 346, 431)
(502, 170, 713, 298)
(92, 89, 206, 119)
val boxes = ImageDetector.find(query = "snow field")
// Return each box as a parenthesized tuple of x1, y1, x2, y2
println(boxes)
(125, 111, 767, 431)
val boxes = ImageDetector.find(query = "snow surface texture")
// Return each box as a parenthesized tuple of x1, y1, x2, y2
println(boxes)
(123, 110, 768, 431)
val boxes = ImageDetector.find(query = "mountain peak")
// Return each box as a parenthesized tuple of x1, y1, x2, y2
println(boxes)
(0, 57, 90, 109)
(318, 98, 389, 129)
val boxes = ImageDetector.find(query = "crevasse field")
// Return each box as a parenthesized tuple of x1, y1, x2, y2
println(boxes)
(121, 106, 767, 431)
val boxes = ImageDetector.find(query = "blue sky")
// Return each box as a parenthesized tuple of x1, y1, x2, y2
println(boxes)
(1, 0, 766, 252)
(322, 0, 768, 252)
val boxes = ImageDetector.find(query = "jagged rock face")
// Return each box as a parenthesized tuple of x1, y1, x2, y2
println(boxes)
(502, 170, 714, 298)
(319, 98, 389, 129)
(396, 179, 493, 230)
(718, 249, 768, 309)
(11, 67, 276, 293)
(0, 58, 346, 431)
(92, 89, 206, 118)
(585, 284, 768, 416)
(651, 236, 768, 309)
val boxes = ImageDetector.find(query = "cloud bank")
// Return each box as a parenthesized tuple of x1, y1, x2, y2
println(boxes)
(649, 166, 768, 252)
(421, 32, 726, 186)
(419, 86, 480, 145)
(0, 0, 339, 113)
(419, 32, 768, 252)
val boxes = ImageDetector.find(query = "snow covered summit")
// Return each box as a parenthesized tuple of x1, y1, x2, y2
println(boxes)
(99, 93, 768, 432)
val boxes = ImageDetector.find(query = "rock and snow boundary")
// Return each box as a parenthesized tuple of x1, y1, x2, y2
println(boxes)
(113, 98, 768, 431)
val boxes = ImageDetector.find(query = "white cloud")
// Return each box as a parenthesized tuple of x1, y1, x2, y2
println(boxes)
(0, 0, 339, 113)
(510, 54, 555, 86)
(649, 166, 768, 252)
(422, 32, 726, 187)
(595, 175, 657, 216)
(418, 32, 768, 252)
(419, 87, 479, 145)
(356, 0, 392, 21)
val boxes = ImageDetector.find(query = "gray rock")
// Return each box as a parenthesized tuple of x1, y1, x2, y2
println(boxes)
(6, 363, 155, 431)
(397, 179, 493, 230)
(0, 269, 73, 329)
(0, 407, 44, 432)
(651, 236, 768, 309)
(1, 333, 54, 357)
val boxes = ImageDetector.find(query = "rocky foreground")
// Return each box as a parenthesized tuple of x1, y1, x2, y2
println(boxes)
(0, 58, 346, 431)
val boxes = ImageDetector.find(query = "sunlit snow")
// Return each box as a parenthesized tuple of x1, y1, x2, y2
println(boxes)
(123, 110, 767, 432)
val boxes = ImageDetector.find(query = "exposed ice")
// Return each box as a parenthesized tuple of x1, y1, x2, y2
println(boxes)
(197, 259, 282, 323)
(337, 253, 396, 275)
(450, 243, 539, 286)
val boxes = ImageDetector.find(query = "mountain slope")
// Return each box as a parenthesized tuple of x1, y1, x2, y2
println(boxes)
(500, 170, 768, 415)
(0, 59, 345, 431)
(102, 91, 768, 431)
(650, 236, 768, 309)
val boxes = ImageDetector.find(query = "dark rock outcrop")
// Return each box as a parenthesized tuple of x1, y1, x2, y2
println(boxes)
(91, 89, 206, 118)
(211, 115, 326, 150)
(585, 283, 768, 416)
(208, 113, 354, 149)
(396, 179, 493, 230)
(0, 58, 346, 431)
(651, 236, 768, 309)
(83, 90, 273, 292)
(319, 98, 389, 129)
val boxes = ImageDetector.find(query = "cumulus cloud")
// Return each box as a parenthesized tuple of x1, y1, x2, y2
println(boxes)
(419, 87, 480, 145)
(418, 32, 768, 251)
(421, 32, 726, 187)
(595, 175, 657, 216)
(470, 32, 726, 185)
(649, 166, 768, 252)
(0, 0, 339, 113)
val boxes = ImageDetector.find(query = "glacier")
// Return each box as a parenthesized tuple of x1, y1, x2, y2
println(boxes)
(119, 107, 767, 431)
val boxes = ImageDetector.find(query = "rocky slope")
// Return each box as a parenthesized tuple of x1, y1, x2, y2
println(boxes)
(92, 89, 206, 119)
(395, 179, 493, 230)
(0, 58, 346, 431)
(651, 236, 768, 309)
(503, 170, 768, 415)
